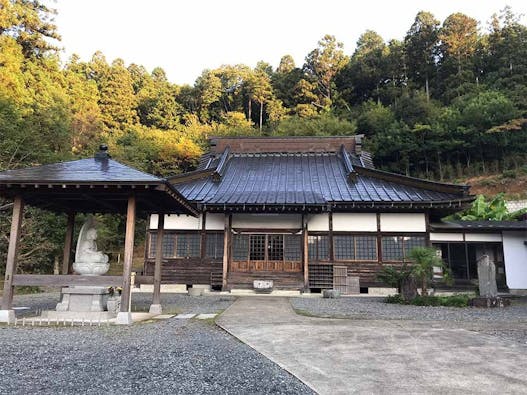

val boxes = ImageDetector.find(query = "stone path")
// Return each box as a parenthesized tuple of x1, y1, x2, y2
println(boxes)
(216, 297, 527, 395)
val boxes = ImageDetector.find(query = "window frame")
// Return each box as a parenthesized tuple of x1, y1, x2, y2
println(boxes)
(332, 232, 378, 262)
(380, 234, 427, 263)
(148, 230, 202, 260)
(231, 232, 302, 264)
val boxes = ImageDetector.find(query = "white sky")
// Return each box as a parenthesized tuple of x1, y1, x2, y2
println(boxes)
(54, 0, 526, 85)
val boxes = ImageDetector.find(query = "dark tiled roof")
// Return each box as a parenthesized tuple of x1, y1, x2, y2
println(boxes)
(432, 221, 527, 231)
(0, 158, 162, 184)
(175, 153, 470, 207)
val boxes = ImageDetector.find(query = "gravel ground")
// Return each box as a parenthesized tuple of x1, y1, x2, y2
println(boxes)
(291, 296, 527, 344)
(2, 293, 313, 395)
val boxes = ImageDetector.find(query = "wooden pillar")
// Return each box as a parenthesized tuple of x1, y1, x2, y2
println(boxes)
(222, 214, 231, 290)
(149, 213, 164, 314)
(302, 214, 309, 290)
(328, 212, 334, 262)
(62, 211, 75, 275)
(0, 195, 24, 322)
(117, 195, 135, 325)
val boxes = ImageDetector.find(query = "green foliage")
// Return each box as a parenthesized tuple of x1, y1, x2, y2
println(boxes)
(273, 113, 356, 136)
(454, 193, 526, 221)
(408, 246, 450, 296)
(385, 294, 470, 308)
(384, 294, 470, 307)
(376, 263, 412, 292)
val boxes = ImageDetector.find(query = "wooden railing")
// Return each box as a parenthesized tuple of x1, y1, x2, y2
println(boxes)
(231, 260, 302, 272)
(12, 274, 154, 287)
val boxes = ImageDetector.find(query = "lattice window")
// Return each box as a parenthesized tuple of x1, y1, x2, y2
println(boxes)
(355, 236, 377, 260)
(382, 236, 403, 261)
(267, 235, 284, 261)
(284, 234, 302, 261)
(232, 234, 249, 261)
(382, 236, 426, 261)
(334, 235, 355, 260)
(149, 233, 175, 258)
(175, 233, 201, 258)
(249, 234, 266, 260)
(403, 236, 426, 257)
(308, 235, 329, 261)
(334, 235, 377, 261)
(206, 232, 224, 259)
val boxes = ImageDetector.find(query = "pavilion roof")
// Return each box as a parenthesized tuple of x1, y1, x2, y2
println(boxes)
(0, 148, 197, 216)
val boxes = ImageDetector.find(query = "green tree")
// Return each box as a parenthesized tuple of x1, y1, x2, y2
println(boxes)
(407, 247, 449, 296)
(304, 35, 349, 108)
(405, 11, 440, 100)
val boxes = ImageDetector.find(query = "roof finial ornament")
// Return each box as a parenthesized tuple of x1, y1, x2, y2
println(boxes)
(95, 144, 110, 160)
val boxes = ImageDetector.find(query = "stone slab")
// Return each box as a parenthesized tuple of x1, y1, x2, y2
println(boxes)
(175, 313, 195, 319)
(196, 313, 217, 320)
(152, 314, 175, 320)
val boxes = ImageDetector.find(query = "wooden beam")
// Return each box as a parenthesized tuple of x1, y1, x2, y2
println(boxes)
(120, 195, 136, 314)
(222, 214, 231, 290)
(62, 212, 75, 275)
(152, 213, 164, 306)
(1, 196, 24, 310)
(302, 214, 309, 289)
(329, 212, 334, 262)
(11, 274, 153, 286)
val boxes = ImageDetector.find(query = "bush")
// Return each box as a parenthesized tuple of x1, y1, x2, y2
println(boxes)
(384, 294, 470, 308)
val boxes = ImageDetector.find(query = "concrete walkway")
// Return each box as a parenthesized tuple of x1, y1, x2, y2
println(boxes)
(217, 297, 527, 395)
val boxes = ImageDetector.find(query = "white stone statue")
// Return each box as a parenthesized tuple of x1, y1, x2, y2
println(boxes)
(73, 216, 110, 276)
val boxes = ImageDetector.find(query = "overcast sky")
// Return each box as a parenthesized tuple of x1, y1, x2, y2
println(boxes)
(54, 0, 526, 85)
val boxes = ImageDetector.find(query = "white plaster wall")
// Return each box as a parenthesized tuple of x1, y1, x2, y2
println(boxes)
(149, 214, 201, 230)
(307, 213, 329, 231)
(465, 233, 502, 242)
(430, 233, 464, 242)
(503, 231, 527, 290)
(380, 213, 426, 232)
(205, 213, 225, 230)
(232, 214, 302, 229)
(332, 213, 377, 232)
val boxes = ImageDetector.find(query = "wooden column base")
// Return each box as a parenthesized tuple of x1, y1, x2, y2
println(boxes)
(149, 304, 162, 315)
(116, 311, 132, 325)
(0, 309, 15, 324)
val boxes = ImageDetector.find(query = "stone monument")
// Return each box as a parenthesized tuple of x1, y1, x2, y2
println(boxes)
(469, 253, 510, 308)
(44, 216, 118, 320)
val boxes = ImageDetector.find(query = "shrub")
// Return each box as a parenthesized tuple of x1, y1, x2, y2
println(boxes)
(384, 294, 470, 307)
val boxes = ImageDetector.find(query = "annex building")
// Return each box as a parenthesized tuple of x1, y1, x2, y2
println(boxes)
(143, 136, 527, 294)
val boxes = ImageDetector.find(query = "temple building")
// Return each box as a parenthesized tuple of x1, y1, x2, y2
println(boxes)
(143, 135, 523, 294)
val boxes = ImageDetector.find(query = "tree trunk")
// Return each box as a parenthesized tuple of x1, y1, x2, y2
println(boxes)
(248, 99, 252, 121)
(425, 76, 429, 102)
(421, 275, 428, 296)
(259, 100, 263, 132)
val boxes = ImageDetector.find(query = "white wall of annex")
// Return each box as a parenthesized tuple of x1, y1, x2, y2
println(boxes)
(430, 233, 464, 242)
(380, 213, 426, 232)
(307, 214, 329, 231)
(149, 214, 201, 230)
(205, 213, 225, 230)
(503, 231, 527, 290)
(465, 233, 502, 242)
(232, 214, 302, 229)
(332, 213, 377, 232)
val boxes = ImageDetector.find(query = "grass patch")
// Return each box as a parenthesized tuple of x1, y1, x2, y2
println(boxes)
(385, 294, 471, 308)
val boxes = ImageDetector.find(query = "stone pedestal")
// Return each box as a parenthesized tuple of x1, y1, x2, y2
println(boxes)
(43, 286, 117, 320)
(253, 280, 273, 294)
(56, 286, 109, 312)
(469, 296, 511, 308)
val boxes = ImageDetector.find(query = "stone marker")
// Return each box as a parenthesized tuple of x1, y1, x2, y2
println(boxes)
(323, 289, 341, 298)
(477, 254, 498, 298)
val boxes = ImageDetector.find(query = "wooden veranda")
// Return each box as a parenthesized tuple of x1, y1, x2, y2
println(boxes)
(0, 146, 197, 324)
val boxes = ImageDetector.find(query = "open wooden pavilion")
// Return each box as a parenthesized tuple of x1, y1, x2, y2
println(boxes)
(0, 146, 197, 324)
